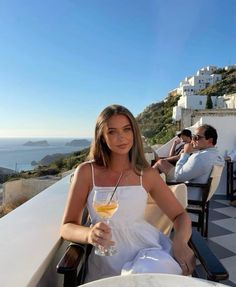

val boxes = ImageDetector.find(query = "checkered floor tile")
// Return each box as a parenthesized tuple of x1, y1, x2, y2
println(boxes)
(195, 195, 236, 286)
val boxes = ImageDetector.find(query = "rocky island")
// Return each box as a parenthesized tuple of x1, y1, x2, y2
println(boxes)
(23, 140, 49, 147)
(65, 139, 91, 147)
(37, 153, 66, 166)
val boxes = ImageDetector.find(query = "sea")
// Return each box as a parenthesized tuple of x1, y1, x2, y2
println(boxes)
(0, 138, 91, 172)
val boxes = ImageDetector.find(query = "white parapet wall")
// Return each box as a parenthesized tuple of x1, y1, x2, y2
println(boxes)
(3, 177, 60, 205)
(198, 115, 236, 155)
(153, 138, 176, 158)
(0, 175, 71, 287)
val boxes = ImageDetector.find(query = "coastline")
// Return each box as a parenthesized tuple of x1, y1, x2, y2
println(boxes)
(0, 138, 91, 171)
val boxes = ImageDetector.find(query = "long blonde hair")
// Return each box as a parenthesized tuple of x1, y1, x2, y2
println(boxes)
(87, 104, 149, 173)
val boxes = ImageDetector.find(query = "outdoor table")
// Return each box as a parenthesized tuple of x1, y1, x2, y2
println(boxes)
(81, 273, 230, 287)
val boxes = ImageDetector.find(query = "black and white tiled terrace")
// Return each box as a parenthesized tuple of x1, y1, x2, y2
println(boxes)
(194, 195, 236, 286)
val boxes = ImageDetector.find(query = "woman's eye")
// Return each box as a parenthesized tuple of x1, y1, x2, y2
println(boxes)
(108, 130, 115, 134)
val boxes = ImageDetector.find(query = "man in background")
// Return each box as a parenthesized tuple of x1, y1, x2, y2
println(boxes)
(174, 124, 223, 182)
(154, 125, 223, 186)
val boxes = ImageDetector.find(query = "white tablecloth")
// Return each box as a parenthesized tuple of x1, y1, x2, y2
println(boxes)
(81, 273, 230, 287)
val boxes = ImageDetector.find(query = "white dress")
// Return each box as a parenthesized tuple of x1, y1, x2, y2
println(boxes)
(85, 164, 182, 282)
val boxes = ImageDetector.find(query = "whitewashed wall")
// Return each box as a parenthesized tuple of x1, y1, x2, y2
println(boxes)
(177, 95, 218, 110)
(0, 175, 71, 287)
(197, 115, 236, 155)
(3, 177, 60, 205)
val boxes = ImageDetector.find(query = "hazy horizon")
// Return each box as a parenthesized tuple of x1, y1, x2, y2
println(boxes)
(0, 136, 92, 139)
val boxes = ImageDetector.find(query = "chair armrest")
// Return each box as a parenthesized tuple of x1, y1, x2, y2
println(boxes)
(57, 243, 88, 287)
(57, 243, 86, 273)
(185, 182, 209, 188)
(167, 180, 209, 189)
(167, 181, 210, 203)
(166, 181, 183, 185)
(189, 230, 229, 282)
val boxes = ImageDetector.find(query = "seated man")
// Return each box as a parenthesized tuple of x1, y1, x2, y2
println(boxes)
(153, 129, 192, 173)
(153, 125, 224, 191)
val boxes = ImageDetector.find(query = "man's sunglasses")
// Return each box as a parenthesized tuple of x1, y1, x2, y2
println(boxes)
(193, 134, 206, 141)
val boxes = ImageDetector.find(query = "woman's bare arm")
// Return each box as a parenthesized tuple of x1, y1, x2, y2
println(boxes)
(60, 163, 113, 248)
(60, 163, 92, 243)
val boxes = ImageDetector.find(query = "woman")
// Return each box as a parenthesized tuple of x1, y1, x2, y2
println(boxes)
(60, 104, 195, 282)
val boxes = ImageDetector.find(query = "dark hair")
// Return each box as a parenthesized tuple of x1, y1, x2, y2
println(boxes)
(201, 124, 218, 145)
(87, 104, 149, 173)
(180, 129, 192, 138)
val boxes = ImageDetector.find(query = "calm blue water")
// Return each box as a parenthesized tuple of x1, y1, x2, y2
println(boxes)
(0, 138, 91, 172)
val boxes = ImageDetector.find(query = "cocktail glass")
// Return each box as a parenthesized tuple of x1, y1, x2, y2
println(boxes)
(93, 188, 118, 256)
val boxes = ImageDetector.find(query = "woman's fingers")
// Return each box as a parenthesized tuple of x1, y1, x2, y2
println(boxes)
(179, 255, 196, 276)
(179, 262, 189, 275)
(188, 255, 196, 274)
(90, 222, 114, 247)
(94, 232, 114, 248)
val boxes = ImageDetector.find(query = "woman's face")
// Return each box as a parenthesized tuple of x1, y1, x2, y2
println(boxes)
(103, 114, 134, 155)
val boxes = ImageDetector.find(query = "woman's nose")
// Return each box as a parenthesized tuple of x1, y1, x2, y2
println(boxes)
(117, 132, 125, 140)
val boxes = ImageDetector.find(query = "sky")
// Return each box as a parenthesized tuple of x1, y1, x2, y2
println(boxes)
(0, 0, 235, 138)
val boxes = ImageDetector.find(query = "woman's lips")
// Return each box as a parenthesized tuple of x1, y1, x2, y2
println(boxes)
(117, 144, 128, 149)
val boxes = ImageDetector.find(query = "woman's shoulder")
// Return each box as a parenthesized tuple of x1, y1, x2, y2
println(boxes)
(74, 160, 93, 175)
(141, 167, 166, 193)
(75, 160, 105, 174)
(142, 166, 162, 182)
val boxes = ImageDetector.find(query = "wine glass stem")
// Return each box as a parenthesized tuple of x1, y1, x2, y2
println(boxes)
(104, 218, 110, 225)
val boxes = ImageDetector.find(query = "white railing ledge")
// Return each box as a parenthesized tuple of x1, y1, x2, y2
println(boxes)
(0, 175, 71, 287)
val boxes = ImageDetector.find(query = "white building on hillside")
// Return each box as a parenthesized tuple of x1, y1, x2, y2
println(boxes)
(177, 66, 222, 97)
(171, 65, 236, 122)
(173, 92, 236, 122)
(177, 94, 218, 109)
(219, 93, 236, 109)
(173, 93, 236, 122)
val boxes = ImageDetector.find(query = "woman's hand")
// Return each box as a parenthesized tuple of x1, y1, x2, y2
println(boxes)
(172, 238, 196, 275)
(174, 138, 181, 145)
(88, 222, 114, 249)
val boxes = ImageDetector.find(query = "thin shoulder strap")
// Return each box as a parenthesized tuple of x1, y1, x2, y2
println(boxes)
(140, 169, 143, 186)
(90, 162, 95, 187)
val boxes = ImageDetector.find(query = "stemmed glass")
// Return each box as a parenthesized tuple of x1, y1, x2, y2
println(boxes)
(93, 188, 119, 256)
